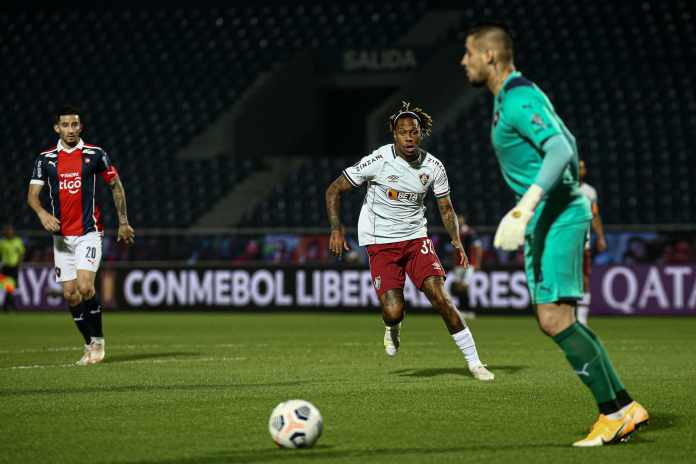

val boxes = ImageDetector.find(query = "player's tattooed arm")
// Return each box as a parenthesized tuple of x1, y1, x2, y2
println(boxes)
(437, 195, 468, 267)
(27, 183, 61, 233)
(325, 174, 354, 257)
(325, 175, 354, 231)
(109, 177, 135, 244)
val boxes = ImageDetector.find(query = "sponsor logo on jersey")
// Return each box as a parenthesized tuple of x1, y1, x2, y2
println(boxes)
(387, 188, 421, 203)
(59, 172, 82, 194)
(387, 175, 400, 182)
(353, 154, 383, 172)
(419, 173, 430, 186)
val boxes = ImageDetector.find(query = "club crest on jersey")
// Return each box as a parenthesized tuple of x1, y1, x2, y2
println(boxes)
(374, 275, 381, 290)
(419, 173, 430, 185)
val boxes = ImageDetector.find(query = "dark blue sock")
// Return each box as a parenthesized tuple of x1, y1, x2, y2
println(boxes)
(83, 295, 103, 338)
(69, 303, 92, 344)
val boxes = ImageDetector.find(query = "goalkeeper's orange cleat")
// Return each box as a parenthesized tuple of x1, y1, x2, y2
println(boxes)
(572, 414, 635, 447)
(625, 401, 650, 430)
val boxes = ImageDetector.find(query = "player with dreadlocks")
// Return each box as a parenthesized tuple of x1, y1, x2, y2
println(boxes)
(325, 101, 494, 381)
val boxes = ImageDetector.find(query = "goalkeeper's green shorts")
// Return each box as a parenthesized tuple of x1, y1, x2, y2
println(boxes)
(524, 219, 590, 305)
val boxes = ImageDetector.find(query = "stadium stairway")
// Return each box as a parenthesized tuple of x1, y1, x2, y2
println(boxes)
(194, 156, 308, 227)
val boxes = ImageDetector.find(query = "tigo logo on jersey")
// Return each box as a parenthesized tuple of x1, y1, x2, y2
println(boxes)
(59, 172, 82, 194)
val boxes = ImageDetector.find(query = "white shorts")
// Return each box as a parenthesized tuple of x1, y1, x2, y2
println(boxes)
(53, 232, 103, 282)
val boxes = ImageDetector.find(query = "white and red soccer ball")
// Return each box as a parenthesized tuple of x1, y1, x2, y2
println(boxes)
(268, 399, 323, 448)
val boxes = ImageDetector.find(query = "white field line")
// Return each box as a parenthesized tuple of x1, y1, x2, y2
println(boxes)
(0, 341, 439, 354)
(0, 343, 266, 354)
(2, 356, 247, 370)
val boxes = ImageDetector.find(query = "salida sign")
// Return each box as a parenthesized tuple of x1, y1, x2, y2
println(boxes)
(342, 49, 418, 72)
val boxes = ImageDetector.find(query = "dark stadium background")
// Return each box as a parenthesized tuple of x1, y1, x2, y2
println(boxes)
(2, 0, 695, 314)
(2, 2, 696, 464)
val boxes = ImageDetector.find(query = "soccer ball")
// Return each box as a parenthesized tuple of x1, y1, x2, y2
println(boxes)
(268, 399, 323, 448)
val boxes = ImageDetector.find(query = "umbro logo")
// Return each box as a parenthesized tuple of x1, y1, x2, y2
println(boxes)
(387, 175, 400, 182)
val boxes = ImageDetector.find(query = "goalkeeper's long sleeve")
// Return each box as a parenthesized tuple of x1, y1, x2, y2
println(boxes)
(534, 134, 574, 192)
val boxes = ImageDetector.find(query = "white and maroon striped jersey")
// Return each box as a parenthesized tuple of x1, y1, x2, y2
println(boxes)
(342, 144, 450, 246)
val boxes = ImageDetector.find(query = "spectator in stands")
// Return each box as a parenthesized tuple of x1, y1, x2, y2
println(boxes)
(623, 237, 651, 264)
(662, 239, 695, 263)
(233, 240, 261, 263)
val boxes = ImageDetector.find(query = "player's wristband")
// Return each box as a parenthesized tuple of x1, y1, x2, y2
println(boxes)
(518, 184, 544, 212)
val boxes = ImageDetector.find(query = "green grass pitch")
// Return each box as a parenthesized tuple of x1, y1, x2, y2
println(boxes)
(1, 312, 694, 463)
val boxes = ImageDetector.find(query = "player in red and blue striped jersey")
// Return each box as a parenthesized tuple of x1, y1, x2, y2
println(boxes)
(27, 106, 135, 365)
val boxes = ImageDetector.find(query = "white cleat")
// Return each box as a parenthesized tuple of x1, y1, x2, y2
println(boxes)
(76, 344, 92, 366)
(89, 338, 105, 364)
(469, 363, 495, 381)
(383, 323, 401, 357)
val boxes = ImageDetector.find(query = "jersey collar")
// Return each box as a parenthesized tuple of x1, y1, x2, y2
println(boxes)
(57, 138, 84, 153)
(392, 144, 425, 168)
(496, 70, 522, 104)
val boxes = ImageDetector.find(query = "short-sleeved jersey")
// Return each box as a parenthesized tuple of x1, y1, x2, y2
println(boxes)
(580, 181, 599, 248)
(491, 71, 591, 230)
(342, 144, 450, 246)
(30, 139, 118, 236)
(0, 237, 25, 267)
(579, 182, 598, 207)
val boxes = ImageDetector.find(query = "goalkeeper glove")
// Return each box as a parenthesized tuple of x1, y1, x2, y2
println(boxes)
(494, 184, 544, 250)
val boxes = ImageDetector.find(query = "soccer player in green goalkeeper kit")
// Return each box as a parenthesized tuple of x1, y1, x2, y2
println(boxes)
(460, 23, 648, 447)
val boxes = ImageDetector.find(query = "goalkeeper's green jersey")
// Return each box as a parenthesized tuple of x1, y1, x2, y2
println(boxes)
(491, 71, 591, 229)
